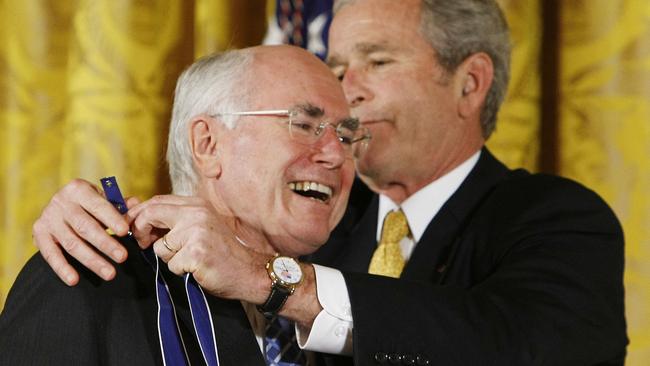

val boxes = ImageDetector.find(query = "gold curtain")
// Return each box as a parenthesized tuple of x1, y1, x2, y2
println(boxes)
(488, 0, 541, 171)
(558, 1, 650, 364)
(0, 0, 263, 307)
(1, 1, 648, 364)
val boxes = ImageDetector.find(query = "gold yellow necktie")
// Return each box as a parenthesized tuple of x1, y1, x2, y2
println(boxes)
(368, 210, 410, 278)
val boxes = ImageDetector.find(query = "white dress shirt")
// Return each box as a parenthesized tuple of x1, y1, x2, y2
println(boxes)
(297, 151, 481, 354)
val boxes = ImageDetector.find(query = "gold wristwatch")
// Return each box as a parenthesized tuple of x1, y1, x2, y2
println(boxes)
(257, 255, 303, 318)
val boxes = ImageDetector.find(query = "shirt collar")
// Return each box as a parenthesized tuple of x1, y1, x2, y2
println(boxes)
(377, 150, 481, 242)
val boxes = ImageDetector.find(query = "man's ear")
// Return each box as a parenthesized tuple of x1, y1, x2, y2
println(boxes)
(457, 52, 494, 119)
(190, 116, 223, 179)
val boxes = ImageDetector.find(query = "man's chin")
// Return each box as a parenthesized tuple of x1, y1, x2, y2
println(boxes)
(355, 153, 380, 177)
(356, 162, 383, 189)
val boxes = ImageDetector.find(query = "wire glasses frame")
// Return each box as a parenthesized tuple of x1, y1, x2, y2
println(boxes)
(210, 109, 371, 158)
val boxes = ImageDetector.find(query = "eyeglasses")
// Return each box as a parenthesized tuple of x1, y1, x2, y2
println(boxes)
(210, 109, 371, 158)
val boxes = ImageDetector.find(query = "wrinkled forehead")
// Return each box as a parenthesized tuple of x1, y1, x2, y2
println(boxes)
(327, 0, 432, 69)
(249, 49, 350, 119)
(331, 1, 423, 39)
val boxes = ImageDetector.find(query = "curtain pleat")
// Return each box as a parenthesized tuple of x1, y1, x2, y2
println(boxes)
(488, 0, 542, 171)
(1, 1, 77, 308)
(559, 1, 650, 363)
(1, 1, 648, 364)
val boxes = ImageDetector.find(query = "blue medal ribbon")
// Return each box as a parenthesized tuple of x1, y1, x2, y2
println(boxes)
(101, 177, 219, 366)
(185, 273, 219, 365)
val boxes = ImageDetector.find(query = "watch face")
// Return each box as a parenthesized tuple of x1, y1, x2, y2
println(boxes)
(272, 257, 303, 285)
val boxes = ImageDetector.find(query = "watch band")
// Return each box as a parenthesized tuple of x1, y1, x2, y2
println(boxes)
(257, 284, 292, 318)
(257, 255, 303, 318)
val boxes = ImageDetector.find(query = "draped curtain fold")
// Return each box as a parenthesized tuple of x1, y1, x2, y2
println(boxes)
(558, 1, 650, 363)
(1, 1, 648, 364)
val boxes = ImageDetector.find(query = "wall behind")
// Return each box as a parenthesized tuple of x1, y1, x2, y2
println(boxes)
(0, 0, 647, 364)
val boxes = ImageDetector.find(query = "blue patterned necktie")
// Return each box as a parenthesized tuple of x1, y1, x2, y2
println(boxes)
(264, 316, 306, 366)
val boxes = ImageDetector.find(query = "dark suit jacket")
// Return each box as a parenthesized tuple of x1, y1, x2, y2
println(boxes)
(0, 236, 266, 366)
(312, 148, 627, 366)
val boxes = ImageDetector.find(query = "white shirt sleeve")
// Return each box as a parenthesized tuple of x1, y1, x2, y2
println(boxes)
(295, 264, 353, 355)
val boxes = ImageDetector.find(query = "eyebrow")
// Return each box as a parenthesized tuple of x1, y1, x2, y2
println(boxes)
(326, 55, 343, 68)
(294, 103, 325, 118)
(338, 117, 360, 130)
(293, 103, 358, 130)
(354, 42, 395, 55)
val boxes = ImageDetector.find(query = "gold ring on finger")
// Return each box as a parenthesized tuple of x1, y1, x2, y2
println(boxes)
(162, 234, 177, 253)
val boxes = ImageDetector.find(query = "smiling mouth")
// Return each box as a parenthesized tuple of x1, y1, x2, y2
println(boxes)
(288, 181, 333, 203)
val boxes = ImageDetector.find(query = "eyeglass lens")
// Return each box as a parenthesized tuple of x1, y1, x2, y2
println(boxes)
(288, 111, 368, 156)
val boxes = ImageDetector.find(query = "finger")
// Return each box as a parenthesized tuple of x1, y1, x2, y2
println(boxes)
(124, 196, 141, 210)
(34, 231, 80, 286)
(126, 194, 201, 221)
(66, 179, 129, 236)
(152, 234, 180, 263)
(34, 209, 116, 281)
(64, 203, 127, 263)
(130, 200, 187, 249)
(167, 246, 198, 277)
(62, 179, 130, 237)
(54, 223, 117, 281)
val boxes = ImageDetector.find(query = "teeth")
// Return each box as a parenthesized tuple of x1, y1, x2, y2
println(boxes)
(287, 181, 333, 200)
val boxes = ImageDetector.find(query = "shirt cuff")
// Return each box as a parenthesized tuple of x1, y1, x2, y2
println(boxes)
(295, 264, 353, 355)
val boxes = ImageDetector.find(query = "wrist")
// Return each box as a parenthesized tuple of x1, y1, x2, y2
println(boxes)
(256, 255, 305, 318)
(281, 262, 322, 328)
(240, 251, 273, 305)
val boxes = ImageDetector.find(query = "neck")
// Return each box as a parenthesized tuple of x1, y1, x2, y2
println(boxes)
(231, 222, 277, 255)
(362, 145, 482, 204)
(198, 181, 278, 255)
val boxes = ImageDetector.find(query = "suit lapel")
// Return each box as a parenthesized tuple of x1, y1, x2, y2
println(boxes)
(400, 204, 460, 281)
(402, 148, 513, 282)
(323, 149, 514, 281)
(329, 195, 379, 273)
(206, 297, 266, 366)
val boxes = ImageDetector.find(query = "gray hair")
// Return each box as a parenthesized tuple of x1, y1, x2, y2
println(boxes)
(334, 0, 511, 139)
(167, 50, 253, 195)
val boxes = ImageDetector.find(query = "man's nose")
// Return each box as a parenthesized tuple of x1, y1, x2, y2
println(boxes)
(311, 126, 347, 168)
(341, 68, 373, 107)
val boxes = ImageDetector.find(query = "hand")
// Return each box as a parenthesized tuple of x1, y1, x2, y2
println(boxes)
(129, 194, 323, 326)
(32, 179, 138, 285)
(127, 194, 272, 304)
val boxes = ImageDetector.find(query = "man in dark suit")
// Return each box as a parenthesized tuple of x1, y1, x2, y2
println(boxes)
(294, 1, 626, 364)
(295, 1, 626, 365)
(25, 0, 628, 365)
(0, 45, 363, 365)
(0, 236, 266, 365)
